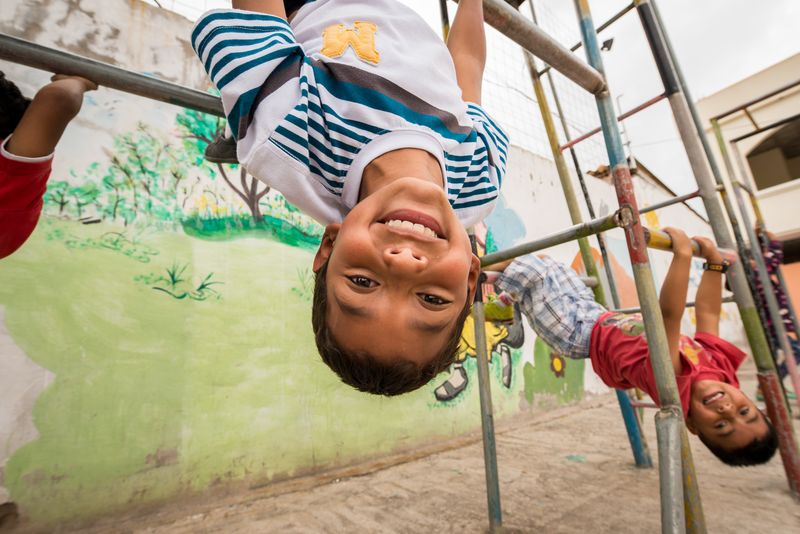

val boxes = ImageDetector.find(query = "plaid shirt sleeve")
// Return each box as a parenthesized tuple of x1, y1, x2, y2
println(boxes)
(495, 255, 605, 359)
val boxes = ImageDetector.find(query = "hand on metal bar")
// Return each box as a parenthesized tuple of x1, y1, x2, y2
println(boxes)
(643, 227, 738, 263)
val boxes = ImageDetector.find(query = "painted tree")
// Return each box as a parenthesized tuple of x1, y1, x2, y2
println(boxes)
(44, 180, 71, 215)
(176, 108, 269, 222)
(69, 182, 100, 219)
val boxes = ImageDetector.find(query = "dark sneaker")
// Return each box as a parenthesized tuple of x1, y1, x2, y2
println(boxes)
(205, 136, 238, 164)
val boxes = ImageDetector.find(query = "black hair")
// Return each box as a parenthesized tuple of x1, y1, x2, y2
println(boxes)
(0, 71, 31, 138)
(697, 413, 778, 466)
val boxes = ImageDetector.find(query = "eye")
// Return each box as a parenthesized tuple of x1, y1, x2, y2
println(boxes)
(419, 293, 450, 306)
(714, 420, 728, 429)
(347, 275, 377, 288)
(739, 407, 750, 416)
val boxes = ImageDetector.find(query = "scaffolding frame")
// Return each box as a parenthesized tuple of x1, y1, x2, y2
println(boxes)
(0, 0, 798, 532)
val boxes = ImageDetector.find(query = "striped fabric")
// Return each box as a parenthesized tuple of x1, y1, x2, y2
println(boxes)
(495, 255, 606, 359)
(191, 1, 508, 227)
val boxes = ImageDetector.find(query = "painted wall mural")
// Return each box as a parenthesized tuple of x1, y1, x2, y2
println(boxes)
(0, 0, 746, 527)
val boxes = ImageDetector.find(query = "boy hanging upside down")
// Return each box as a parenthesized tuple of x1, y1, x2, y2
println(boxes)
(487, 227, 777, 466)
(0, 72, 97, 259)
(192, 0, 507, 395)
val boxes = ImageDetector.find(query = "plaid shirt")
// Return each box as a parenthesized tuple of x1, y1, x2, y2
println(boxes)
(495, 255, 605, 359)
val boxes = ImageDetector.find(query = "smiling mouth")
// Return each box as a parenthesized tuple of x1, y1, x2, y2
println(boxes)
(379, 209, 445, 239)
(702, 391, 724, 405)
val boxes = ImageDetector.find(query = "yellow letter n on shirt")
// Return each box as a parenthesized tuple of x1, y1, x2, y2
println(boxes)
(321, 21, 380, 65)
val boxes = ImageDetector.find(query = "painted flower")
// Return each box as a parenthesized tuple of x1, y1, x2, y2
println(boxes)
(550, 353, 566, 378)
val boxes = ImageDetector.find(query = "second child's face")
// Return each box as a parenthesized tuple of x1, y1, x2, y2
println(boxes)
(314, 177, 480, 365)
(687, 380, 769, 449)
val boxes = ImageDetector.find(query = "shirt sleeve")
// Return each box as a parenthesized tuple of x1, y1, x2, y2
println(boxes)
(191, 9, 305, 140)
(0, 137, 53, 259)
(465, 103, 509, 190)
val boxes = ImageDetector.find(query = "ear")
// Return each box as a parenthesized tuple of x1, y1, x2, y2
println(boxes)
(313, 223, 341, 272)
(685, 416, 698, 435)
(466, 253, 481, 302)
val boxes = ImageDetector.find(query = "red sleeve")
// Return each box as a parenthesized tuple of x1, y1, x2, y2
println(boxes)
(0, 148, 52, 259)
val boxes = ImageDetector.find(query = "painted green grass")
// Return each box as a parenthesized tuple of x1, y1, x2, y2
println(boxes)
(0, 219, 581, 524)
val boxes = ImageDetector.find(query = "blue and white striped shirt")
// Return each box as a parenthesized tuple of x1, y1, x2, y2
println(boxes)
(192, 0, 508, 227)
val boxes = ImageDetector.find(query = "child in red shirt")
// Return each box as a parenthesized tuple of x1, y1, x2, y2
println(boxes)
(489, 227, 777, 466)
(0, 71, 97, 259)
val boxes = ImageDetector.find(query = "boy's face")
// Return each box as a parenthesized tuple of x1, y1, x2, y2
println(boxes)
(313, 177, 480, 365)
(686, 380, 769, 450)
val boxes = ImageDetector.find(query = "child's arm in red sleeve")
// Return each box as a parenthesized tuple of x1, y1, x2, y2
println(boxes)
(0, 139, 52, 259)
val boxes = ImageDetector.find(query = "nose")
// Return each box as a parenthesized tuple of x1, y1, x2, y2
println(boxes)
(716, 400, 733, 414)
(384, 246, 428, 272)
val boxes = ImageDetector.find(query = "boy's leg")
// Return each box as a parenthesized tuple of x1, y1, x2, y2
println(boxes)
(495, 255, 604, 359)
(446, 0, 486, 104)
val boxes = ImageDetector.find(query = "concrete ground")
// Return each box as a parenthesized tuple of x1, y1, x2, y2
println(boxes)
(62, 363, 800, 533)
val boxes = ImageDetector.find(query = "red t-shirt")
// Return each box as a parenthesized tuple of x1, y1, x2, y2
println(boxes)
(0, 138, 52, 259)
(589, 311, 746, 418)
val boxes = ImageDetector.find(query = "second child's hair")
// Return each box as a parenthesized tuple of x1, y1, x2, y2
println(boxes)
(311, 260, 472, 396)
(698, 413, 778, 466)
(0, 71, 31, 139)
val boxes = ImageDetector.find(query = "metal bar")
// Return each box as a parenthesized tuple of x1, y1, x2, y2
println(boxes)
(472, 0, 606, 94)
(680, 427, 704, 534)
(710, 77, 800, 122)
(470, 235, 503, 531)
(559, 93, 667, 151)
(730, 143, 800, 409)
(576, 1, 687, 530)
(524, 1, 651, 469)
(579, 276, 599, 288)
(730, 112, 800, 143)
(743, 108, 759, 129)
(537, 1, 635, 78)
(759, 371, 800, 497)
(643, 228, 737, 261)
(639, 190, 701, 215)
(0, 33, 224, 117)
(614, 296, 736, 315)
(480, 209, 627, 267)
(439, 0, 451, 41)
(644, 0, 800, 500)
(655, 410, 686, 534)
(630, 401, 658, 409)
(535, 6, 623, 311)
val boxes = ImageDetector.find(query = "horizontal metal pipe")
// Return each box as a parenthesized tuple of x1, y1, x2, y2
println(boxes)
(477, 0, 606, 94)
(639, 190, 701, 215)
(630, 401, 658, 409)
(614, 296, 736, 315)
(710, 77, 800, 122)
(559, 93, 666, 151)
(0, 33, 224, 117)
(729, 112, 800, 143)
(579, 276, 599, 288)
(479, 208, 628, 267)
(537, 1, 635, 78)
(643, 227, 737, 262)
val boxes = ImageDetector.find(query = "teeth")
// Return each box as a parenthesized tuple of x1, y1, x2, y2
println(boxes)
(384, 219, 438, 238)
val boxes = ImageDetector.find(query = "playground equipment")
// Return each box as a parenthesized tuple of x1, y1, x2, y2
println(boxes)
(1, 0, 799, 532)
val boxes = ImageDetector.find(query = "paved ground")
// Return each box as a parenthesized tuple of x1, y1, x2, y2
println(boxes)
(44, 363, 800, 533)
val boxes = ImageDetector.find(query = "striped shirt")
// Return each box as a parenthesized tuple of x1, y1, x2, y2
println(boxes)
(191, 0, 508, 227)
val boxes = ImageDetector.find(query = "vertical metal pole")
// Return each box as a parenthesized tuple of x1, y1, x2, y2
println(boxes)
(470, 236, 503, 532)
(729, 145, 800, 406)
(639, 0, 800, 500)
(575, 1, 687, 531)
(525, 0, 652, 469)
(438, 0, 451, 41)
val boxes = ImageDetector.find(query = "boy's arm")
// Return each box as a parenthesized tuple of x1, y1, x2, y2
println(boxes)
(446, 0, 486, 104)
(232, 0, 287, 19)
(693, 236, 725, 336)
(6, 76, 96, 158)
(659, 227, 693, 375)
(1, 75, 95, 259)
